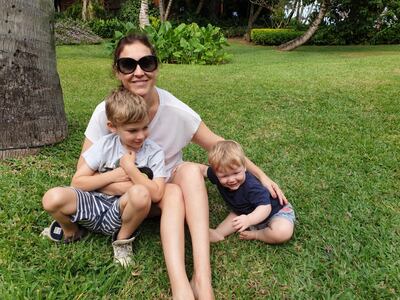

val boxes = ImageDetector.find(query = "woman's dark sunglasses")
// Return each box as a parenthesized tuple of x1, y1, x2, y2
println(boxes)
(116, 55, 158, 74)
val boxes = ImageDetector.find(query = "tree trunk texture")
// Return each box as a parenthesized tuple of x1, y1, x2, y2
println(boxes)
(82, 0, 94, 21)
(164, 0, 173, 20)
(0, 0, 67, 159)
(195, 0, 205, 15)
(139, 0, 150, 28)
(244, 4, 263, 42)
(277, 0, 328, 51)
(159, 0, 165, 21)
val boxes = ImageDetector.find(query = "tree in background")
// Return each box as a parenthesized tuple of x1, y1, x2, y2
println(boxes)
(0, 0, 67, 159)
(140, 0, 150, 28)
(278, 0, 329, 50)
(323, 0, 400, 44)
(82, 0, 94, 21)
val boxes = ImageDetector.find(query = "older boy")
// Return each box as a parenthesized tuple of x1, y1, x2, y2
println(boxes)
(200, 140, 295, 244)
(42, 88, 166, 266)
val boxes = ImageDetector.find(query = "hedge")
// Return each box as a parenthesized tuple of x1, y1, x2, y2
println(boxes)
(251, 28, 304, 45)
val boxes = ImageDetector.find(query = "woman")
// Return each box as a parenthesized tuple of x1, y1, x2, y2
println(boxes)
(80, 33, 287, 299)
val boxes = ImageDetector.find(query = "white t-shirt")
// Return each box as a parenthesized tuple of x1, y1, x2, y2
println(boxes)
(84, 87, 201, 177)
(83, 133, 167, 179)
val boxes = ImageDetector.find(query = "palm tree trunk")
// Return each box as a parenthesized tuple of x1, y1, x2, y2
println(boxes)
(0, 0, 67, 159)
(139, 0, 150, 28)
(196, 0, 205, 14)
(159, 0, 165, 21)
(164, 0, 173, 20)
(277, 0, 329, 51)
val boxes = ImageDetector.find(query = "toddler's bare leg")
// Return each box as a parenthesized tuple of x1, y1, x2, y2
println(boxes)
(240, 217, 294, 244)
(42, 187, 79, 237)
(210, 212, 237, 243)
(118, 185, 151, 240)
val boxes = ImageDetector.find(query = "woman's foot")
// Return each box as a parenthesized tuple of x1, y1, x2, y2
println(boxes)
(190, 276, 214, 300)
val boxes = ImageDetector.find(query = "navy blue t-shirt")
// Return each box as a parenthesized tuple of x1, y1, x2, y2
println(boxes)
(207, 168, 283, 221)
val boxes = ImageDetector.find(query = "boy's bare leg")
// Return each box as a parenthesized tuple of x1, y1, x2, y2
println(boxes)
(172, 163, 214, 300)
(159, 184, 194, 300)
(42, 187, 79, 238)
(118, 185, 151, 240)
(210, 212, 238, 243)
(239, 217, 294, 244)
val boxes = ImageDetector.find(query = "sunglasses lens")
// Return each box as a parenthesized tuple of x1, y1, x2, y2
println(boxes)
(117, 58, 137, 74)
(138, 55, 158, 72)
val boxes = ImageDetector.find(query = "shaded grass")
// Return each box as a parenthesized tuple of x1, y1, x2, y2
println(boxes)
(1, 42, 399, 298)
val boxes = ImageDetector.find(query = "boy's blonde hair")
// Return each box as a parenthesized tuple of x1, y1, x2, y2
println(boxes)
(105, 87, 148, 126)
(208, 140, 246, 172)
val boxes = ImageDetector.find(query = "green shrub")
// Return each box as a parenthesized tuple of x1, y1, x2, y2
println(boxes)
(251, 28, 305, 45)
(105, 22, 138, 54)
(88, 18, 125, 38)
(118, 0, 159, 26)
(55, 18, 103, 45)
(223, 26, 247, 38)
(371, 24, 400, 44)
(143, 22, 232, 65)
(63, 1, 82, 19)
(59, 0, 108, 20)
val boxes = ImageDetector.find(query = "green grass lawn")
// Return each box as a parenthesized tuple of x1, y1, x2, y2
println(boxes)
(1, 41, 399, 299)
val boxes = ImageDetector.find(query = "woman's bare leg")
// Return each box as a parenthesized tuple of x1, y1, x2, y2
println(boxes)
(172, 163, 214, 300)
(239, 217, 294, 244)
(158, 184, 194, 300)
(42, 187, 79, 237)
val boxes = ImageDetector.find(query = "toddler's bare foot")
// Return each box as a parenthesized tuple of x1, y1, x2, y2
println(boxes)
(239, 230, 258, 240)
(209, 229, 224, 243)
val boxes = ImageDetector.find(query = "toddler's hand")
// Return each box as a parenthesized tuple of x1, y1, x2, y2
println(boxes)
(120, 151, 136, 171)
(232, 215, 251, 232)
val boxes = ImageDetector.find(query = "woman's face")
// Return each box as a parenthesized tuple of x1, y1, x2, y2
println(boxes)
(116, 42, 158, 99)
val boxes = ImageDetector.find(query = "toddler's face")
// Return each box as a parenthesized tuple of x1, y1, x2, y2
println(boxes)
(215, 165, 246, 191)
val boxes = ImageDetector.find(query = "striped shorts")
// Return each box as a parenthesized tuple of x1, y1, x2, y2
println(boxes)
(70, 188, 122, 236)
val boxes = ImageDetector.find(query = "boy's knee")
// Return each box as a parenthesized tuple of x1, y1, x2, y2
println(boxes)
(42, 187, 68, 212)
(126, 185, 151, 211)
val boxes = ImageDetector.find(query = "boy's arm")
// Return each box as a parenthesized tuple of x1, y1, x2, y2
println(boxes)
(77, 138, 133, 195)
(120, 152, 165, 202)
(232, 205, 271, 232)
(71, 162, 130, 192)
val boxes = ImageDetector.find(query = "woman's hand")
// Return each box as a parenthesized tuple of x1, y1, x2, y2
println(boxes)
(261, 178, 288, 205)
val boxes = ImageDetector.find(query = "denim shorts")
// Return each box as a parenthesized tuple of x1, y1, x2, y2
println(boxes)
(249, 203, 295, 231)
(70, 188, 122, 236)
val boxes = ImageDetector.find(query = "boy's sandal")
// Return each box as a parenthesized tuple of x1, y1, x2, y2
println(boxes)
(40, 220, 64, 242)
(40, 220, 88, 244)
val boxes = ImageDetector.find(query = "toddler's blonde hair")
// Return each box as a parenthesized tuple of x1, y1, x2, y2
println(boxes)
(208, 140, 246, 172)
(105, 87, 148, 126)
